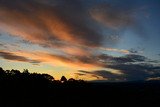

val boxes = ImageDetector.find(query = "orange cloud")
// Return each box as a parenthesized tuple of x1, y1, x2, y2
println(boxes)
(99, 47, 130, 54)
(0, 0, 104, 59)
(11, 50, 101, 70)
(0, 50, 41, 64)
(0, 1, 133, 61)
(0, 0, 102, 48)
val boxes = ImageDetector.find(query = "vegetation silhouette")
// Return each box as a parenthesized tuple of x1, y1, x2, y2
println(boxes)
(60, 76, 67, 82)
(0, 67, 160, 107)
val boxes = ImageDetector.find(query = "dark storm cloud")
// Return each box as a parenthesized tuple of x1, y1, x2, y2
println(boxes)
(129, 47, 145, 54)
(78, 70, 123, 81)
(78, 63, 160, 81)
(121, 54, 146, 62)
(77, 54, 160, 81)
(66, 54, 148, 69)
(99, 54, 160, 81)
(108, 63, 160, 81)
(97, 54, 147, 64)
(76, 70, 100, 79)
(129, 49, 139, 54)
(0, 51, 41, 64)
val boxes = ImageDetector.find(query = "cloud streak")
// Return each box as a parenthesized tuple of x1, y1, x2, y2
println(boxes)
(0, 50, 101, 70)
(1, 48, 159, 81)
(0, 50, 41, 64)
(90, 3, 134, 29)
(78, 70, 124, 81)
(0, 0, 140, 57)
(0, 0, 102, 48)
(99, 47, 130, 54)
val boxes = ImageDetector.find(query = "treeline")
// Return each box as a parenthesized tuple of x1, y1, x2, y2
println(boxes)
(0, 67, 85, 84)
(0, 67, 88, 107)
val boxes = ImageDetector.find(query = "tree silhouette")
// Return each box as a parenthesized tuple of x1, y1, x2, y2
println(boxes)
(0, 67, 5, 74)
(0, 67, 86, 84)
(10, 69, 21, 75)
(23, 69, 29, 74)
(42, 74, 54, 81)
(60, 76, 67, 82)
(68, 78, 75, 82)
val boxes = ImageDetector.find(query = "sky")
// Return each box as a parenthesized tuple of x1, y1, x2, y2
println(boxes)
(0, 0, 160, 81)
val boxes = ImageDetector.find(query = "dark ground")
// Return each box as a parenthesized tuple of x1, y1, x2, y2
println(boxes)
(0, 67, 160, 107)
(0, 80, 160, 107)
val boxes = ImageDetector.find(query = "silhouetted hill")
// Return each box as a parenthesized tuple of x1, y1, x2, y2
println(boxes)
(0, 67, 160, 107)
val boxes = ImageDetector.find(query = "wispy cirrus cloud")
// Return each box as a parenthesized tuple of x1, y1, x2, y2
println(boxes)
(99, 47, 130, 54)
(77, 70, 124, 81)
(0, 50, 41, 64)
(90, 4, 134, 30)
(0, 50, 101, 70)
(0, 0, 140, 57)
(0, 0, 102, 48)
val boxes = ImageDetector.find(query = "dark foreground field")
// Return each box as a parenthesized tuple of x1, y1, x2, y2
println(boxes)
(0, 68, 160, 107)
(1, 80, 160, 107)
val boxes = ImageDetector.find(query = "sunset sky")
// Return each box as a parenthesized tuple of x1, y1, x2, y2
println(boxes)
(0, 0, 160, 81)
